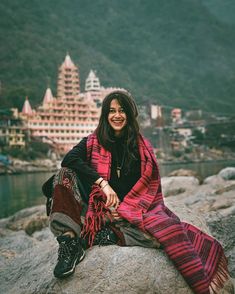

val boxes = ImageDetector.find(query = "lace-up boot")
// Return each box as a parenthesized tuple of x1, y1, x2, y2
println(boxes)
(93, 226, 118, 246)
(54, 235, 85, 278)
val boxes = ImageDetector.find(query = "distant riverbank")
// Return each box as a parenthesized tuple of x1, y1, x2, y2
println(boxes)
(160, 158, 235, 165)
(159, 159, 235, 180)
(0, 158, 59, 175)
(1, 157, 235, 176)
(1, 160, 235, 218)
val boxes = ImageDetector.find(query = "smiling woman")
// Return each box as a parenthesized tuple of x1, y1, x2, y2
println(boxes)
(42, 90, 231, 293)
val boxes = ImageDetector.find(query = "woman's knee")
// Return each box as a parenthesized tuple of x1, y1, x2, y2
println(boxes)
(57, 167, 76, 176)
(54, 167, 77, 186)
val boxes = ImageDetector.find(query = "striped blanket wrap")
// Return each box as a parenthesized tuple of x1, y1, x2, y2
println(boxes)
(82, 133, 230, 294)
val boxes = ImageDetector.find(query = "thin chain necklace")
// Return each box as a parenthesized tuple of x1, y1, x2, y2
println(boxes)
(114, 144, 126, 178)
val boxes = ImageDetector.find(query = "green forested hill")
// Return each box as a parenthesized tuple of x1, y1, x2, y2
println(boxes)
(203, 0, 235, 25)
(0, 0, 235, 114)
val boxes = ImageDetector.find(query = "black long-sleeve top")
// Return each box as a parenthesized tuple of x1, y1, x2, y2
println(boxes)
(61, 136, 141, 201)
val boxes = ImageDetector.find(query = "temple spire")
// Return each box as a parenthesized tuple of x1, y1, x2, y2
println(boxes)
(22, 96, 33, 115)
(43, 88, 54, 106)
(61, 53, 75, 68)
(57, 54, 80, 99)
(85, 70, 100, 92)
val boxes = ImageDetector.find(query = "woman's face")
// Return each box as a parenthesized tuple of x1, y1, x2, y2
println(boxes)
(108, 99, 127, 136)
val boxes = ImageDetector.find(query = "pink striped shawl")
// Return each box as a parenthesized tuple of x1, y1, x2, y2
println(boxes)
(83, 133, 230, 294)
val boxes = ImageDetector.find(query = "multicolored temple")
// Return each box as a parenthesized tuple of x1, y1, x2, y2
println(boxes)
(20, 54, 124, 154)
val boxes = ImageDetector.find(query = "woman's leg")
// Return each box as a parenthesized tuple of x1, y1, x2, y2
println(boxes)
(49, 167, 88, 278)
(115, 220, 161, 248)
(49, 167, 88, 237)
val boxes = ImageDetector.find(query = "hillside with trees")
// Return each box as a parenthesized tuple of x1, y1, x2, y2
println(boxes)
(0, 0, 235, 114)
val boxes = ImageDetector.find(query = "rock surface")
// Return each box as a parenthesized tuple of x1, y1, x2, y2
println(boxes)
(161, 176, 199, 197)
(0, 167, 235, 293)
(218, 167, 235, 180)
(168, 168, 202, 183)
(161, 167, 235, 278)
(0, 201, 209, 294)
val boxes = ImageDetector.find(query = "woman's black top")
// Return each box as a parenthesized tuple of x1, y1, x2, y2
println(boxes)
(61, 136, 141, 201)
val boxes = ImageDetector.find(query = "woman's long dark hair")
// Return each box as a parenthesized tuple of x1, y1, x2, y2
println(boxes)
(96, 90, 140, 165)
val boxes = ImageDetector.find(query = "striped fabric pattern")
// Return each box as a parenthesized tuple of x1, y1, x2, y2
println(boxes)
(84, 133, 230, 294)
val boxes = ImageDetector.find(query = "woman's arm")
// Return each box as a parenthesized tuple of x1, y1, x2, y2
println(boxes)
(61, 137, 120, 208)
(61, 137, 100, 186)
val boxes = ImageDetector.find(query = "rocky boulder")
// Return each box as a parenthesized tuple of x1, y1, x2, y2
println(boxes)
(168, 169, 202, 183)
(2, 200, 233, 294)
(4, 205, 48, 235)
(164, 172, 235, 278)
(218, 167, 235, 181)
(161, 176, 200, 197)
(1, 168, 235, 294)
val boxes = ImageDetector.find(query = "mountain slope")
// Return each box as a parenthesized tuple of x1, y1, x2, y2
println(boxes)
(202, 0, 235, 25)
(0, 0, 235, 114)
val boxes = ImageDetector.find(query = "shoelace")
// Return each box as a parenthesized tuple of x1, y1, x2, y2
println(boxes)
(58, 240, 75, 263)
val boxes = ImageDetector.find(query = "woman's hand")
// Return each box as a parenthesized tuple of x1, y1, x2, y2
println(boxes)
(109, 207, 122, 221)
(101, 183, 120, 209)
(96, 178, 120, 209)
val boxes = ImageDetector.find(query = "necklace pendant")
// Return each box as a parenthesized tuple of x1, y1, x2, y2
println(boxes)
(117, 168, 121, 178)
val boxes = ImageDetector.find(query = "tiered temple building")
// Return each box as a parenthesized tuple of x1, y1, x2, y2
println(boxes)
(20, 54, 124, 154)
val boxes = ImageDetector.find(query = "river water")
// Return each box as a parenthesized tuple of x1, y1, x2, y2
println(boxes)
(1, 160, 235, 219)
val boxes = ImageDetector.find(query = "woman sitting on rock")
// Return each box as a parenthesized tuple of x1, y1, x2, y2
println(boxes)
(43, 90, 230, 294)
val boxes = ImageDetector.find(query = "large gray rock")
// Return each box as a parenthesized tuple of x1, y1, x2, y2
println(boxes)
(161, 176, 199, 197)
(0, 231, 191, 294)
(1, 205, 48, 235)
(168, 169, 202, 183)
(173, 175, 235, 278)
(1, 236, 233, 294)
(219, 167, 235, 181)
(205, 210, 235, 281)
(1, 173, 234, 294)
(1, 200, 230, 294)
(203, 174, 227, 187)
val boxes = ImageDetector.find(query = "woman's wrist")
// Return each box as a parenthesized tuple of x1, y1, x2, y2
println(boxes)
(101, 182, 109, 190)
(96, 177, 103, 186)
(95, 177, 108, 189)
